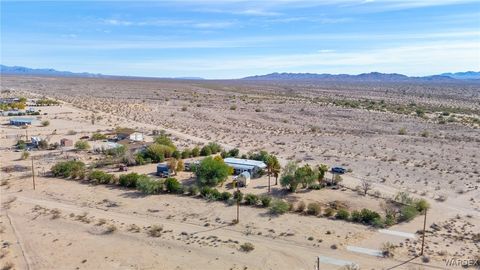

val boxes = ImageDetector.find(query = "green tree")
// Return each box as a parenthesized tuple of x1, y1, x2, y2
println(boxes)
(317, 164, 329, 185)
(145, 144, 175, 162)
(280, 161, 299, 192)
(295, 164, 316, 188)
(195, 156, 231, 187)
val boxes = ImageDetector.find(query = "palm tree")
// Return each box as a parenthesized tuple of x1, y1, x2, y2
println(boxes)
(317, 164, 329, 186)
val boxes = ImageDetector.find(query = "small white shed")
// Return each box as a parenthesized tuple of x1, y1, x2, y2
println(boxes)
(129, 132, 144, 142)
(236, 171, 251, 187)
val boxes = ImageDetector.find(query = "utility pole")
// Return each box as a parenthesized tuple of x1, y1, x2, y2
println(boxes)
(31, 156, 36, 190)
(268, 173, 271, 193)
(25, 128, 29, 141)
(234, 180, 240, 224)
(420, 208, 427, 255)
(317, 256, 320, 270)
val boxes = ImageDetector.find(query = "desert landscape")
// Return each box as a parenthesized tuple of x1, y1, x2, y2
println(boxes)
(1, 75, 479, 270)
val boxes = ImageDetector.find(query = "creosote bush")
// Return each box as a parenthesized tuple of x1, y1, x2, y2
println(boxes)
(240, 242, 254, 252)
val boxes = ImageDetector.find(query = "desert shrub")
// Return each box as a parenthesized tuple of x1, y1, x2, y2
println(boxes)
(118, 173, 141, 188)
(195, 156, 231, 187)
(188, 185, 199, 196)
(220, 191, 232, 201)
(394, 191, 414, 205)
(372, 217, 385, 228)
(240, 242, 254, 252)
(144, 144, 174, 162)
(324, 207, 335, 217)
(164, 178, 182, 193)
(181, 149, 191, 159)
(74, 140, 90, 151)
(21, 150, 30, 160)
(383, 214, 395, 226)
(191, 147, 200, 157)
(359, 209, 381, 225)
(207, 142, 222, 154)
(228, 148, 240, 158)
(16, 140, 26, 150)
(307, 202, 321, 216)
(308, 183, 322, 190)
(176, 159, 184, 172)
(41, 120, 50, 126)
(244, 194, 259, 206)
(136, 177, 163, 194)
(105, 145, 126, 157)
(399, 205, 419, 222)
(206, 188, 221, 200)
(154, 135, 176, 149)
(200, 186, 212, 197)
(398, 128, 407, 135)
(200, 145, 212, 156)
(260, 195, 272, 207)
(269, 200, 290, 215)
(51, 160, 85, 178)
(172, 150, 181, 159)
(336, 209, 350, 220)
(91, 133, 107, 140)
(88, 170, 115, 185)
(350, 210, 362, 222)
(296, 201, 306, 212)
(148, 225, 163, 237)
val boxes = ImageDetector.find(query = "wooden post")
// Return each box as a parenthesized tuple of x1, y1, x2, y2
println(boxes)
(317, 256, 320, 270)
(31, 156, 36, 190)
(236, 184, 240, 223)
(420, 208, 427, 255)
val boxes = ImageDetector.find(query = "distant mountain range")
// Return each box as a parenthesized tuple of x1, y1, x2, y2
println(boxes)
(242, 71, 480, 82)
(1, 64, 479, 82)
(0, 65, 204, 80)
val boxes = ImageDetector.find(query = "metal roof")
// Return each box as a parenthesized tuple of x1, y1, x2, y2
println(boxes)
(223, 158, 267, 169)
(9, 118, 35, 122)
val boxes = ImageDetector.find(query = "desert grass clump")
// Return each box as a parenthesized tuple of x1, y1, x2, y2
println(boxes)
(382, 242, 396, 258)
(127, 224, 140, 233)
(296, 201, 306, 213)
(148, 225, 163, 237)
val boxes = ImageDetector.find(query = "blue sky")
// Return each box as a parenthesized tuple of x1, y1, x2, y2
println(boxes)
(1, 0, 479, 79)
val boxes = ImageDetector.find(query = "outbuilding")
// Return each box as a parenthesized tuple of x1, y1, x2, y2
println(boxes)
(223, 157, 266, 177)
(9, 117, 34, 126)
(60, 138, 73, 147)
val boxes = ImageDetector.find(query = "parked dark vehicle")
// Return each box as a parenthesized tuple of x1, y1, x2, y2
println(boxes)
(331, 167, 347, 174)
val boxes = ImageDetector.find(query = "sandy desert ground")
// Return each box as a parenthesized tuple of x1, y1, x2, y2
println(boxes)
(1, 75, 479, 270)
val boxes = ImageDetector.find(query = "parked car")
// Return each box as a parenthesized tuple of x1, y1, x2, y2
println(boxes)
(118, 164, 128, 172)
(331, 167, 347, 174)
